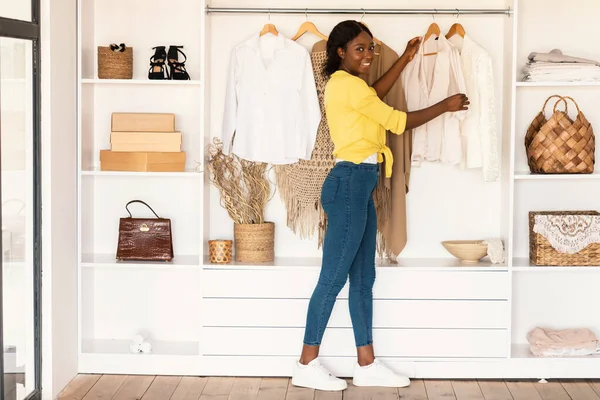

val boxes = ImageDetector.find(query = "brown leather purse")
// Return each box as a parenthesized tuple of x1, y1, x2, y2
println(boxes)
(116, 200, 174, 261)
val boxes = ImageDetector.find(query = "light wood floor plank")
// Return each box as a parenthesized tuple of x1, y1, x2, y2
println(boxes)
(171, 377, 209, 400)
(344, 381, 399, 400)
(560, 380, 600, 400)
(505, 381, 543, 400)
(476, 381, 512, 400)
(424, 380, 457, 400)
(229, 378, 262, 400)
(452, 381, 485, 400)
(57, 374, 102, 400)
(398, 379, 428, 400)
(256, 378, 289, 400)
(112, 375, 155, 400)
(200, 377, 236, 400)
(314, 388, 342, 400)
(285, 379, 314, 400)
(82, 374, 127, 400)
(142, 376, 182, 400)
(588, 380, 600, 398)
(533, 380, 570, 400)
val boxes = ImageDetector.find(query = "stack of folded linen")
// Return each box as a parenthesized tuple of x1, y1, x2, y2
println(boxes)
(522, 49, 600, 82)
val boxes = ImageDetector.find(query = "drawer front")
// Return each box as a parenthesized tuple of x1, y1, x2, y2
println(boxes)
(202, 327, 508, 358)
(203, 269, 509, 300)
(203, 298, 508, 329)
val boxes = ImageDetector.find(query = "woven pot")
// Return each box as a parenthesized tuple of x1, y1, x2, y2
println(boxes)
(98, 46, 133, 79)
(208, 239, 233, 264)
(233, 222, 274, 262)
(525, 95, 595, 174)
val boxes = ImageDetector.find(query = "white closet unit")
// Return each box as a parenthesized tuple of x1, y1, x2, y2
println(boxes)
(75, 0, 600, 378)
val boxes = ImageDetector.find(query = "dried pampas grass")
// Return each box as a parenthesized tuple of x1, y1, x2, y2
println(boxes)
(207, 138, 272, 224)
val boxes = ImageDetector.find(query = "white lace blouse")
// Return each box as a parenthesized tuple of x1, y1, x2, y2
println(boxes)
(448, 34, 500, 182)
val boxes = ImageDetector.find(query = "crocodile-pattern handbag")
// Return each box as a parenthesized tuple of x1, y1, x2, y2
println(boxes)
(116, 200, 173, 261)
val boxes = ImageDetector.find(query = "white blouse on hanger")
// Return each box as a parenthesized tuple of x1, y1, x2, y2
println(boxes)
(401, 33, 468, 166)
(448, 33, 500, 182)
(221, 33, 321, 164)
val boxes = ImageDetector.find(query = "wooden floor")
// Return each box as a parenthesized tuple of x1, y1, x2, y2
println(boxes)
(56, 375, 600, 400)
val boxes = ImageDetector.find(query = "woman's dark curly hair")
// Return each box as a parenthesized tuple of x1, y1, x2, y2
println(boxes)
(325, 20, 373, 76)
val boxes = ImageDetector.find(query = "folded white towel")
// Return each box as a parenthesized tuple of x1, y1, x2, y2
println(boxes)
(483, 239, 505, 264)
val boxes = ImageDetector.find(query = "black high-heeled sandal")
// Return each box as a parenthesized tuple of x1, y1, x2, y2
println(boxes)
(167, 45, 191, 80)
(148, 46, 168, 80)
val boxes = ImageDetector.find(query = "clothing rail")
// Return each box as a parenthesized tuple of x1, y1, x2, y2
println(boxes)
(205, 7, 513, 16)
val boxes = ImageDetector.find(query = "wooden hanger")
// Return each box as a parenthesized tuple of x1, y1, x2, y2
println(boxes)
(260, 23, 278, 37)
(424, 22, 441, 42)
(260, 9, 278, 37)
(423, 22, 441, 56)
(292, 21, 328, 41)
(445, 23, 466, 39)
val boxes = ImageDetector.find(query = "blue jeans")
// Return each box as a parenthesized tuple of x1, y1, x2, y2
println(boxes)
(303, 161, 379, 347)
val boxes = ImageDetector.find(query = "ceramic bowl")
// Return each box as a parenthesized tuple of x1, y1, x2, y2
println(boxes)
(441, 240, 488, 263)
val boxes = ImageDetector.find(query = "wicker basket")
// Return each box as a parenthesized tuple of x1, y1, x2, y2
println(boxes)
(208, 239, 233, 264)
(233, 222, 274, 262)
(524, 95, 595, 174)
(98, 46, 133, 79)
(529, 211, 600, 266)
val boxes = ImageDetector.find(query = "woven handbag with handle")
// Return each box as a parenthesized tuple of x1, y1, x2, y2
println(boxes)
(116, 200, 173, 261)
(524, 95, 595, 174)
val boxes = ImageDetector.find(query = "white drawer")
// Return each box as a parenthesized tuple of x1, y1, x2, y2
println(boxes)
(202, 327, 508, 358)
(203, 298, 508, 329)
(202, 269, 509, 300)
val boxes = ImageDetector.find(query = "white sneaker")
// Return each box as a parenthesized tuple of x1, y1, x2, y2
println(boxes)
(352, 358, 410, 387)
(291, 358, 348, 391)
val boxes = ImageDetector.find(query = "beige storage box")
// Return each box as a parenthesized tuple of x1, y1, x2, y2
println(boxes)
(100, 150, 186, 172)
(111, 112, 175, 132)
(110, 131, 182, 152)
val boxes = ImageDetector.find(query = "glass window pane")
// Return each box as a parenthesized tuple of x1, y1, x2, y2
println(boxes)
(0, 1, 31, 22)
(2, 37, 35, 400)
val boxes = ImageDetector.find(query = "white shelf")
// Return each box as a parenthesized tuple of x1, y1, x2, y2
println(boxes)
(82, 253, 200, 268)
(516, 81, 600, 87)
(81, 78, 202, 86)
(81, 338, 199, 356)
(81, 167, 202, 177)
(512, 343, 600, 359)
(514, 171, 600, 180)
(203, 256, 508, 271)
(512, 257, 600, 271)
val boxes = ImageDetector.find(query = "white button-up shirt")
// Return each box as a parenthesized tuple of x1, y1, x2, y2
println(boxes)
(401, 34, 468, 166)
(221, 33, 321, 164)
(448, 34, 500, 182)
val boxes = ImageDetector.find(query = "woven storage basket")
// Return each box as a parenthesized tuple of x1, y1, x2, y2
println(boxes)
(98, 46, 133, 79)
(524, 95, 595, 174)
(233, 222, 274, 262)
(529, 210, 600, 266)
(208, 239, 233, 264)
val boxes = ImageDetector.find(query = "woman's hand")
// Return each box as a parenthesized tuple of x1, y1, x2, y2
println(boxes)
(443, 93, 470, 112)
(401, 36, 422, 62)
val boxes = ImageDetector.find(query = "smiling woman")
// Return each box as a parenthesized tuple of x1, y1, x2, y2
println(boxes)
(290, 20, 470, 392)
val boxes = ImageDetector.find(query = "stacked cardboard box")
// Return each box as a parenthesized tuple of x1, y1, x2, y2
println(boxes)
(100, 113, 186, 172)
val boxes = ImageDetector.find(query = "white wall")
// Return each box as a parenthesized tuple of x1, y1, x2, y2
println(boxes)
(206, 0, 512, 259)
(41, 0, 79, 398)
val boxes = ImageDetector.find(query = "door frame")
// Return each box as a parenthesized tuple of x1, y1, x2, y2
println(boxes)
(0, 0, 42, 399)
